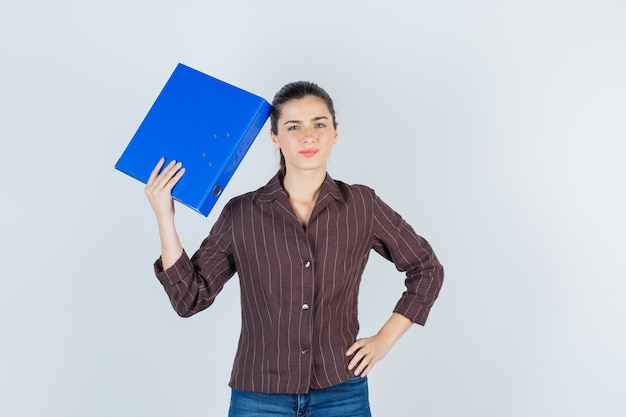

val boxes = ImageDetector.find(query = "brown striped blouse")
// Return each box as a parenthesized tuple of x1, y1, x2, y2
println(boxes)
(154, 173, 444, 394)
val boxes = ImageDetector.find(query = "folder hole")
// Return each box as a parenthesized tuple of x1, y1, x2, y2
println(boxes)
(213, 185, 222, 196)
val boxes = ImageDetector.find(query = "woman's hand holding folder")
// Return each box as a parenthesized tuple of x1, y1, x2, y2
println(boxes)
(145, 157, 186, 269)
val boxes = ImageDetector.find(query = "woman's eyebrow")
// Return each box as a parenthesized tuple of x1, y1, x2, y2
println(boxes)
(283, 116, 329, 125)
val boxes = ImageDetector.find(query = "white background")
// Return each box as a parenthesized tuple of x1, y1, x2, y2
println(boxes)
(1, 1, 625, 416)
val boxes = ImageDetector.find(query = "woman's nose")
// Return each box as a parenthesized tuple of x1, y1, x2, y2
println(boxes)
(302, 126, 315, 141)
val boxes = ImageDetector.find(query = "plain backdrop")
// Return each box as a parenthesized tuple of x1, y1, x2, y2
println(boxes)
(1, 1, 624, 416)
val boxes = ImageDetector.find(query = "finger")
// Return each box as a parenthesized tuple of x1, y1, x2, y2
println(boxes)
(346, 340, 362, 356)
(145, 163, 182, 202)
(347, 354, 361, 371)
(147, 157, 166, 185)
(147, 160, 176, 192)
(354, 356, 372, 376)
(357, 363, 374, 378)
(160, 160, 180, 179)
(163, 167, 185, 192)
(347, 346, 369, 371)
(356, 349, 382, 377)
(153, 161, 182, 190)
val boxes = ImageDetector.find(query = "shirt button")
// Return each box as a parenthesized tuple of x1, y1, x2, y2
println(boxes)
(301, 348, 309, 354)
(302, 304, 309, 310)
(304, 261, 311, 268)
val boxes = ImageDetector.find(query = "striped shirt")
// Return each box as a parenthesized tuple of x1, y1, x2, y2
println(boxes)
(154, 173, 444, 394)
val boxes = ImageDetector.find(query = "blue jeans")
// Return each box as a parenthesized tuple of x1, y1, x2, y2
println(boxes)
(228, 376, 372, 417)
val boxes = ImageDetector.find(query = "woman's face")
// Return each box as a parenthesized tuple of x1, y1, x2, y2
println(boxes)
(271, 95, 338, 175)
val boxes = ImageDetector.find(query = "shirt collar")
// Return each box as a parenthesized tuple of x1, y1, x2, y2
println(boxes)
(254, 172, 345, 205)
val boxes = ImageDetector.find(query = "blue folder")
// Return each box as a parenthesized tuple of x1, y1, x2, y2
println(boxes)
(115, 63, 272, 216)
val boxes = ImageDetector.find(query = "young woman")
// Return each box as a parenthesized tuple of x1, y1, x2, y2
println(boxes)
(144, 81, 444, 416)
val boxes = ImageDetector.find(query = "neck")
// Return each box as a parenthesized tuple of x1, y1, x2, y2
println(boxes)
(282, 168, 326, 203)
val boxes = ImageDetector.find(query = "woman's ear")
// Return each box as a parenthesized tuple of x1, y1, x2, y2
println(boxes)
(270, 130, 281, 150)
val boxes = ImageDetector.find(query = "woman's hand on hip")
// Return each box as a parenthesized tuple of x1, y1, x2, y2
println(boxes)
(346, 313, 413, 377)
(345, 334, 393, 377)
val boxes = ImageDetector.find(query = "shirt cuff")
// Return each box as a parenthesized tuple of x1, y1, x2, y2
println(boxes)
(393, 298, 431, 326)
(153, 249, 192, 288)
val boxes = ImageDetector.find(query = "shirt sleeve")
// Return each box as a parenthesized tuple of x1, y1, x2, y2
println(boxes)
(153, 201, 237, 317)
(370, 191, 444, 325)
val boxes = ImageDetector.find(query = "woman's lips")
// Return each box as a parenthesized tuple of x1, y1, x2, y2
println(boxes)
(300, 149, 319, 157)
